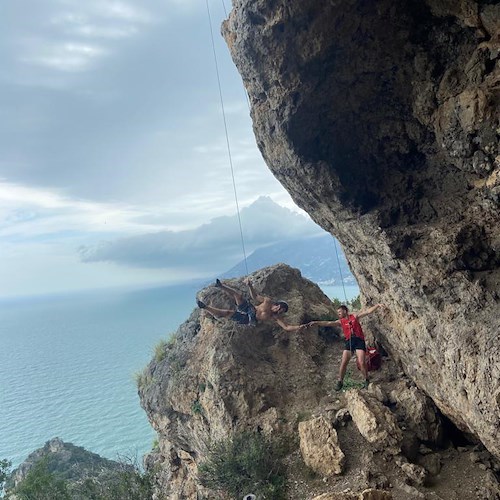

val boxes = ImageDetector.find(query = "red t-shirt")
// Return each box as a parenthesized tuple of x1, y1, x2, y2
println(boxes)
(340, 314, 365, 340)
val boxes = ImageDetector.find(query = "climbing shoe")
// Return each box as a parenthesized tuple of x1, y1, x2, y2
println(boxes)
(335, 380, 343, 391)
(363, 379, 370, 389)
(197, 299, 206, 309)
(215, 278, 222, 287)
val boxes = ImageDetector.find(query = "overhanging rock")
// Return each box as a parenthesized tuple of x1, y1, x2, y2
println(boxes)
(223, 0, 500, 458)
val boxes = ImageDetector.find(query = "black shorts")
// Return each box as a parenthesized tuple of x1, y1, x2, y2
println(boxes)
(231, 300, 257, 325)
(344, 336, 366, 352)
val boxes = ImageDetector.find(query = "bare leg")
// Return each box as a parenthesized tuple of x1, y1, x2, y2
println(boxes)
(216, 280, 245, 306)
(338, 350, 352, 382)
(203, 305, 235, 319)
(355, 349, 368, 380)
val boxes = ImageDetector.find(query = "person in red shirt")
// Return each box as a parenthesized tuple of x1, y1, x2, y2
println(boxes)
(307, 303, 385, 390)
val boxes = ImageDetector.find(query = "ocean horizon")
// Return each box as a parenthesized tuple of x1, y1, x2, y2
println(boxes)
(0, 280, 359, 468)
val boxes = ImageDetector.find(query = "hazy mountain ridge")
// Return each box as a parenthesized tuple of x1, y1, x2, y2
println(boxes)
(221, 234, 357, 285)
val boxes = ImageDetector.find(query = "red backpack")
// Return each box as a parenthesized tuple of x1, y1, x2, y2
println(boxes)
(357, 346, 381, 371)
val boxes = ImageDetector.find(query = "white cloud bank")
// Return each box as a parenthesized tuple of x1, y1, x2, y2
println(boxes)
(79, 196, 324, 273)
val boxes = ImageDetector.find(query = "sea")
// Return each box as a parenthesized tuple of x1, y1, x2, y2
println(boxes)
(0, 282, 358, 469)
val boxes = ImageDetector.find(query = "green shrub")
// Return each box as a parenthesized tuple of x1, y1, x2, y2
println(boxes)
(8, 456, 153, 500)
(134, 368, 153, 390)
(330, 297, 343, 310)
(165, 333, 178, 347)
(154, 339, 168, 362)
(341, 370, 365, 391)
(1, 458, 11, 495)
(152, 438, 160, 451)
(11, 458, 71, 500)
(198, 431, 287, 499)
(349, 295, 361, 310)
(191, 400, 203, 415)
(71, 465, 153, 500)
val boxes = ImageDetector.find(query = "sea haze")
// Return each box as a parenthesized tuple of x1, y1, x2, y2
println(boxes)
(0, 281, 358, 468)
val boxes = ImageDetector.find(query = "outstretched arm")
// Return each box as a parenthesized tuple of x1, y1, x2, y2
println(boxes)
(275, 318, 305, 332)
(245, 278, 266, 303)
(306, 319, 341, 328)
(355, 303, 386, 320)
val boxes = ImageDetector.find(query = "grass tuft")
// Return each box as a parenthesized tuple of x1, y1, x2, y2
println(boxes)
(198, 431, 288, 499)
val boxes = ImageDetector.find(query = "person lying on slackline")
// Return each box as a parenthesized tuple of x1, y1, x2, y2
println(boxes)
(197, 278, 302, 331)
(305, 303, 386, 390)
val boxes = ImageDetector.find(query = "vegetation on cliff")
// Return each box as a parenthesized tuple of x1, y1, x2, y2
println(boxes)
(3, 439, 153, 500)
(199, 431, 288, 499)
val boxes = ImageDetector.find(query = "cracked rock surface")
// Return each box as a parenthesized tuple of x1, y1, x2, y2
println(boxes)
(223, 0, 500, 459)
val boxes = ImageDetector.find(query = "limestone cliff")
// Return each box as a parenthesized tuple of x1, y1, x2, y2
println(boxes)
(139, 265, 334, 498)
(222, 0, 500, 460)
(139, 265, 499, 499)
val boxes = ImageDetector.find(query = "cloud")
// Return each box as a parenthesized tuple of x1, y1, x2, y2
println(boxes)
(10, 1, 156, 75)
(0, 1, 314, 297)
(0, 0, 269, 213)
(79, 197, 324, 272)
(0, 179, 178, 241)
(21, 40, 107, 72)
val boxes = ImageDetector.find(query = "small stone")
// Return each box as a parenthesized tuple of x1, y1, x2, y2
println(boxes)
(478, 463, 488, 471)
(457, 446, 468, 452)
(420, 445, 434, 455)
(419, 453, 442, 476)
(334, 408, 351, 426)
(399, 460, 428, 486)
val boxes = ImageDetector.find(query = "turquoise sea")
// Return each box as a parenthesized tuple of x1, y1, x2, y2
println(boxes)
(0, 282, 358, 468)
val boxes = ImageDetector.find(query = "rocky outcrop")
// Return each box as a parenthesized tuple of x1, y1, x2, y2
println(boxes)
(222, 0, 500, 459)
(299, 415, 345, 476)
(138, 264, 500, 499)
(139, 265, 335, 499)
(4, 438, 132, 497)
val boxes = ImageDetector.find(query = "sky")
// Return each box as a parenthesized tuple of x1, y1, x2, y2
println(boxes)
(0, 0, 324, 298)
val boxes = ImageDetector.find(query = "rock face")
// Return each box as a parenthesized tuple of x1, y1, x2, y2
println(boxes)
(139, 264, 500, 498)
(222, 0, 500, 458)
(139, 264, 335, 499)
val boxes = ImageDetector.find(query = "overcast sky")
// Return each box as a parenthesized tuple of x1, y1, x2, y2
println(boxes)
(0, 0, 324, 298)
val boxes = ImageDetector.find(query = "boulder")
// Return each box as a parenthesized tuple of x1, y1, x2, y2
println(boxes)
(345, 390, 403, 455)
(396, 458, 428, 486)
(298, 415, 345, 476)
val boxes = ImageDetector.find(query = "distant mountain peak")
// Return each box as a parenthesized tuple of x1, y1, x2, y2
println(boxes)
(220, 234, 357, 286)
